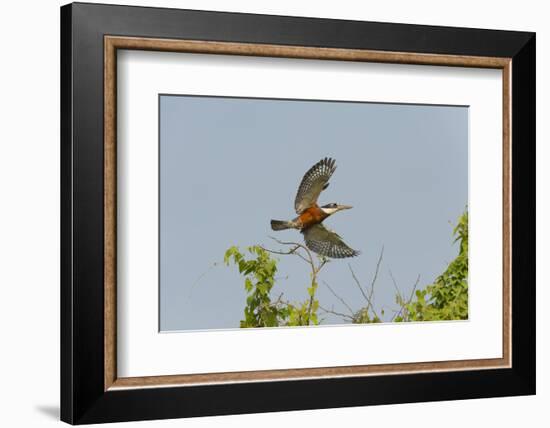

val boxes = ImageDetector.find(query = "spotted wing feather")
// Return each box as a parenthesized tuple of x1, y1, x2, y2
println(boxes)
(302, 224, 360, 259)
(294, 158, 337, 214)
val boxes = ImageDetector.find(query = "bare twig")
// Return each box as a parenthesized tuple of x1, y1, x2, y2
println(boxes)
(348, 264, 369, 303)
(258, 245, 298, 256)
(390, 273, 421, 322)
(319, 304, 355, 321)
(271, 236, 314, 265)
(407, 275, 421, 302)
(268, 236, 311, 256)
(316, 257, 329, 274)
(368, 246, 385, 306)
(388, 269, 404, 304)
(273, 292, 285, 306)
(323, 281, 355, 316)
(259, 243, 310, 264)
(348, 265, 380, 320)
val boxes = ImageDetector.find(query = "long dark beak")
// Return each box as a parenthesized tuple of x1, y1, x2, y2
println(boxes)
(337, 205, 353, 211)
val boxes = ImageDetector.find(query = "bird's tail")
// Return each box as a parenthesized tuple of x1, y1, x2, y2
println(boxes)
(270, 219, 296, 231)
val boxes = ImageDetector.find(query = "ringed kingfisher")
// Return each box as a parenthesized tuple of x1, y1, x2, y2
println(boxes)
(270, 157, 360, 259)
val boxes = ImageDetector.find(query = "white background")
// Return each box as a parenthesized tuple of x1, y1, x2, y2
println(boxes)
(0, 0, 545, 427)
(118, 51, 503, 377)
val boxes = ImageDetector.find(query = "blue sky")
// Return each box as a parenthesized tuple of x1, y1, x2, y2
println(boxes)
(159, 95, 468, 331)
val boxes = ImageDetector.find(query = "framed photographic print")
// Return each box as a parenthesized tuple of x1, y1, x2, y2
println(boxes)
(60, 2, 535, 424)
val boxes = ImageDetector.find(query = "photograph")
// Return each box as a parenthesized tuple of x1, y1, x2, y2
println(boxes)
(159, 94, 469, 331)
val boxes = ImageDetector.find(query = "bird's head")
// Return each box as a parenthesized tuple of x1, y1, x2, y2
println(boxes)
(320, 203, 353, 216)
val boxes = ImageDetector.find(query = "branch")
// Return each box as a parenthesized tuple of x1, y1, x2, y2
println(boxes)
(390, 273, 421, 322)
(306, 256, 328, 325)
(323, 280, 355, 316)
(368, 246, 385, 305)
(315, 257, 329, 275)
(319, 305, 355, 322)
(268, 236, 316, 266)
(348, 264, 369, 303)
(258, 246, 298, 256)
(388, 269, 404, 304)
(348, 265, 380, 320)
(267, 236, 311, 255)
(265, 236, 323, 326)
(272, 292, 285, 306)
(259, 242, 310, 264)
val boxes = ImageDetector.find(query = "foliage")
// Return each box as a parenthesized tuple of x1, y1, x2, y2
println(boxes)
(395, 211, 469, 322)
(224, 210, 468, 327)
(224, 245, 320, 327)
(352, 308, 382, 324)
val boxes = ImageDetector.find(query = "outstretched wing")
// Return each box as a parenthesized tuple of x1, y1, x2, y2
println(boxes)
(302, 224, 360, 259)
(294, 158, 337, 214)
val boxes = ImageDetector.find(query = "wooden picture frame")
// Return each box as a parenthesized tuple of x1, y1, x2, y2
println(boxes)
(61, 2, 535, 424)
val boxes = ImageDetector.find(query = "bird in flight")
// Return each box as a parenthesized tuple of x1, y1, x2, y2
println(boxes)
(270, 157, 360, 259)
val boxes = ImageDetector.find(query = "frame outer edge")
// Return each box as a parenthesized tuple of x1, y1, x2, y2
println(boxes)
(60, 3, 75, 424)
(63, 3, 536, 423)
(510, 33, 536, 392)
